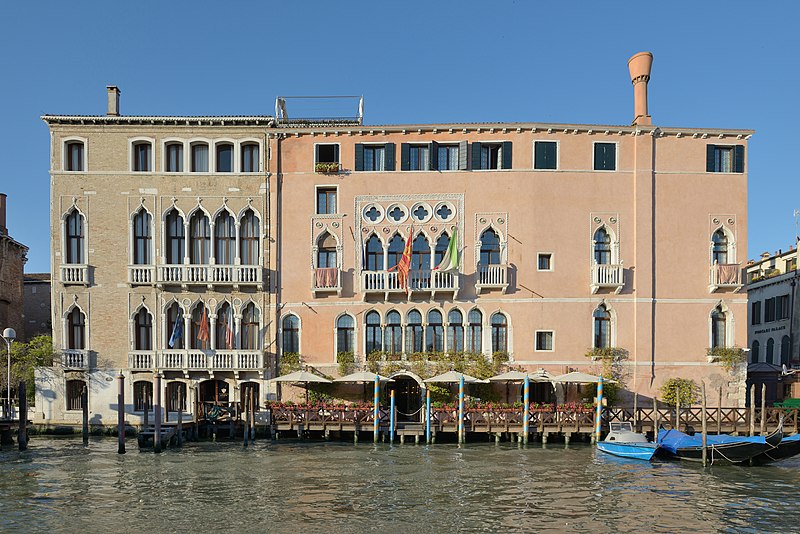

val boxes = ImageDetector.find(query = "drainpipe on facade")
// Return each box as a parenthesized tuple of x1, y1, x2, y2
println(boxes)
(274, 132, 284, 397)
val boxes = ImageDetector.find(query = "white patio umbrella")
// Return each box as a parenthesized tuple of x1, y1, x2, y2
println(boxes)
(271, 370, 332, 403)
(552, 371, 615, 384)
(335, 371, 394, 402)
(424, 370, 486, 384)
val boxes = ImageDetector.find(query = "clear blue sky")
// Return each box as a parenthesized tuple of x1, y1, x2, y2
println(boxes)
(2, 1, 798, 273)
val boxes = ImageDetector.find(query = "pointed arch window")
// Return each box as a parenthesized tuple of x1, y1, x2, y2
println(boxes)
(216, 302, 235, 350)
(447, 309, 464, 353)
(411, 234, 430, 271)
(68, 307, 85, 349)
(479, 229, 501, 265)
(434, 233, 450, 267)
(166, 302, 184, 349)
(65, 209, 85, 264)
(711, 305, 726, 349)
(165, 209, 185, 265)
(385, 311, 402, 355)
(712, 229, 729, 265)
(467, 309, 482, 353)
(282, 315, 300, 354)
(337, 314, 355, 354)
(593, 305, 611, 349)
(191, 304, 210, 350)
(240, 209, 260, 265)
(365, 235, 384, 271)
(751, 340, 760, 363)
(426, 310, 444, 352)
(365, 311, 382, 354)
(133, 210, 152, 265)
(241, 303, 260, 350)
(766, 337, 775, 364)
(491, 313, 508, 353)
(387, 234, 405, 270)
(215, 212, 236, 265)
(189, 211, 211, 264)
(134, 308, 152, 351)
(317, 232, 337, 269)
(594, 228, 611, 265)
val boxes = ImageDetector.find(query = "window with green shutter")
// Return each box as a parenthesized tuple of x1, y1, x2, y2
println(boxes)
(472, 142, 512, 170)
(534, 141, 557, 170)
(593, 143, 616, 171)
(356, 143, 396, 171)
(706, 144, 744, 173)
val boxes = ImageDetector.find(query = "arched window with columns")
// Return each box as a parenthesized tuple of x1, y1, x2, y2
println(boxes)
(593, 304, 611, 349)
(491, 313, 508, 353)
(241, 303, 260, 350)
(134, 308, 152, 351)
(365, 235, 384, 271)
(593, 228, 611, 265)
(133, 209, 152, 265)
(337, 314, 355, 354)
(426, 310, 444, 352)
(165, 209, 185, 265)
(467, 309, 483, 353)
(216, 302, 235, 350)
(166, 302, 184, 349)
(711, 229, 729, 265)
(65, 209, 85, 264)
(479, 229, 501, 265)
(215, 211, 235, 265)
(282, 315, 300, 354)
(406, 310, 423, 353)
(189, 211, 211, 264)
(447, 309, 464, 353)
(385, 310, 402, 355)
(240, 209, 260, 265)
(365, 311, 382, 354)
(67, 307, 86, 349)
(710, 305, 727, 349)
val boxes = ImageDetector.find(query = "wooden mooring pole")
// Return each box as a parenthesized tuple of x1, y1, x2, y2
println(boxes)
(176, 383, 183, 447)
(717, 386, 722, 435)
(760, 383, 767, 436)
(117, 372, 125, 454)
(244, 389, 250, 447)
(675, 391, 680, 433)
(154, 373, 162, 453)
(749, 384, 756, 437)
(653, 396, 659, 440)
(249, 388, 256, 442)
(701, 383, 708, 467)
(18, 381, 27, 451)
(82, 385, 89, 445)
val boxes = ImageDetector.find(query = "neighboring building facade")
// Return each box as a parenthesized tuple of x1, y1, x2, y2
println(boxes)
(745, 245, 799, 402)
(0, 193, 29, 341)
(23, 273, 51, 341)
(38, 53, 752, 425)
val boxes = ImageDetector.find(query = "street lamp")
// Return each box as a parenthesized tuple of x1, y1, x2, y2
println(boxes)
(2, 327, 16, 419)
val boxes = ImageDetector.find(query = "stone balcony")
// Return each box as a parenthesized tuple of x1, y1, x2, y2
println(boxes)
(360, 269, 459, 300)
(59, 264, 89, 285)
(709, 263, 742, 293)
(475, 264, 507, 294)
(149, 264, 263, 289)
(156, 349, 263, 377)
(312, 267, 342, 296)
(61, 349, 88, 370)
(590, 262, 624, 294)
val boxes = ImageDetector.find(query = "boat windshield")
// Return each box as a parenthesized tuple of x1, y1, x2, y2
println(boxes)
(609, 422, 633, 432)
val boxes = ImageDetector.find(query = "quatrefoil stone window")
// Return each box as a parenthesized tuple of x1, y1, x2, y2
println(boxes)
(364, 206, 382, 222)
(389, 206, 406, 222)
(413, 205, 429, 221)
(436, 204, 452, 220)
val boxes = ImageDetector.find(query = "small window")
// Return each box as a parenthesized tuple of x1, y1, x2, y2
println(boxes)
(402, 144, 430, 171)
(66, 380, 86, 411)
(707, 145, 744, 173)
(315, 144, 339, 164)
(535, 331, 554, 351)
(534, 141, 557, 170)
(165, 142, 184, 172)
(777, 294, 790, 320)
(241, 143, 259, 172)
(316, 187, 337, 215)
(472, 142, 512, 170)
(133, 381, 153, 411)
(593, 143, 616, 171)
(751, 301, 761, 326)
(537, 253, 552, 271)
(191, 143, 209, 172)
(133, 142, 152, 172)
(216, 143, 233, 172)
(65, 141, 85, 171)
(437, 144, 460, 170)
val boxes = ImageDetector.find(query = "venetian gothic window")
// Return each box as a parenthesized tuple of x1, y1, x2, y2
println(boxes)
(365, 311, 382, 354)
(594, 228, 611, 265)
(593, 305, 611, 349)
(447, 309, 464, 353)
(215, 212, 236, 265)
(165, 209, 185, 265)
(65, 209, 85, 264)
(365, 235, 384, 271)
(711, 229, 729, 265)
(479, 229, 501, 265)
(166, 302, 184, 349)
(491, 313, 508, 353)
(467, 309, 482, 353)
(240, 209, 260, 265)
(426, 310, 444, 352)
(406, 310, 423, 353)
(282, 315, 300, 354)
(134, 308, 152, 351)
(67, 307, 85, 350)
(133, 209, 152, 265)
(710, 305, 727, 349)
(337, 314, 355, 354)
(385, 311, 402, 355)
(241, 303, 260, 350)
(216, 302, 235, 350)
(189, 211, 211, 264)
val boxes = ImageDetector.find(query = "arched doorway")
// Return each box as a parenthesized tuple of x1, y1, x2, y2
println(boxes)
(386, 374, 422, 422)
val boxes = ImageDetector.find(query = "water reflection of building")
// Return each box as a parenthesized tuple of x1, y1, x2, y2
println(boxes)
(36, 52, 753, 426)
(745, 245, 800, 403)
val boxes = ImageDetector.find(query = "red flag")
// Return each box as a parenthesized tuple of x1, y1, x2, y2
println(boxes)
(389, 228, 413, 291)
(197, 306, 210, 348)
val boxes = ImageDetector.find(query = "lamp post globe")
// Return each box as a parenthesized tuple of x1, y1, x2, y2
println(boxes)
(3, 327, 16, 418)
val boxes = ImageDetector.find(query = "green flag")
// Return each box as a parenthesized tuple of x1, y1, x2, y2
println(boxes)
(434, 228, 459, 272)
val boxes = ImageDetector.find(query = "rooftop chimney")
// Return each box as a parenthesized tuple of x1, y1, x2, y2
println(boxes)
(0, 193, 7, 236)
(627, 52, 653, 126)
(107, 85, 121, 116)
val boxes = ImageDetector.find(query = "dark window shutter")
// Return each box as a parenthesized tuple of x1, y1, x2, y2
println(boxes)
(354, 144, 364, 171)
(607, 143, 616, 170)
(502, 141, 513, 169)
(534, 142, 544, 169)
(384, 143, 395, 171)
(471, 142, 482, 170)
(400, 143, 410, 171)
(706, 144, 716, 172)
(594, 143, 603, 170)
(458, 141, 468, 170)
(429, 141, 438, 170)
(734, 145, 744, 173)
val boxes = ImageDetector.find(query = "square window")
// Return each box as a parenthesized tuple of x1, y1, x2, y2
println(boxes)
(534, 141, 557, 170)
(316, 187, 337, 215)
(535, 331, 554, 351)
(472, 141, 511, 170)
(315, 144, 340, 173)
(408, 144, 429, 170)
(437, 144, 459, 170)
(133, 142, 152, 172)
(707, 144, 744, 173)
(364, 145, 386, 171)
(537, 253, 552, 271)
(593, 143, 616, 171)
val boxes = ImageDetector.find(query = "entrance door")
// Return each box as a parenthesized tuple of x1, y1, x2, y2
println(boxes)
(387, 375, 422, 422)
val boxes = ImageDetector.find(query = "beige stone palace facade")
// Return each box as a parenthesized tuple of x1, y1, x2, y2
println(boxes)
(37, 53, 752, 425)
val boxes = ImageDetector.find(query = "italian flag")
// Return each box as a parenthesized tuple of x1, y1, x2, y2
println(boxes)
(434, 228, 459, 272)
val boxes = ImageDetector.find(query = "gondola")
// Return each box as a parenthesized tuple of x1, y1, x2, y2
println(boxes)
(657, 425, 783, 464)
(746, 433, 800, 465)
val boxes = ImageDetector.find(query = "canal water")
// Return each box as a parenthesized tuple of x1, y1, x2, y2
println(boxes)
(2, 438, 800, 533)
